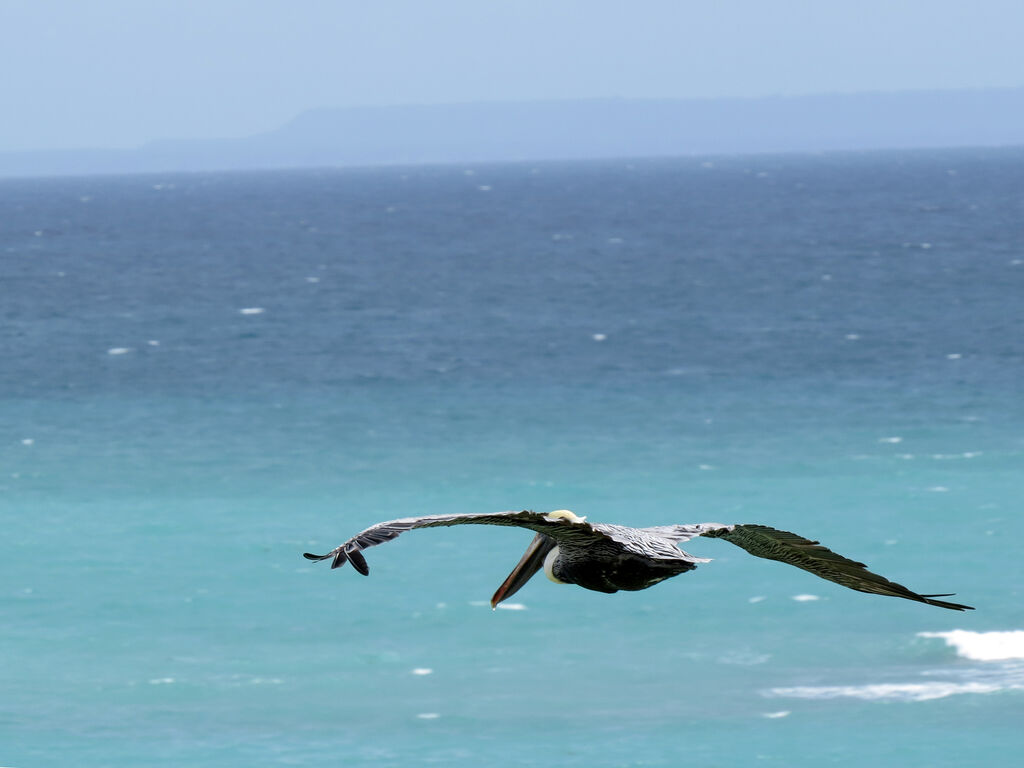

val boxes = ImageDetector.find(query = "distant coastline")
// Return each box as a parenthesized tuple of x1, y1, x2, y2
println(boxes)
(3, 87, 1024, 178)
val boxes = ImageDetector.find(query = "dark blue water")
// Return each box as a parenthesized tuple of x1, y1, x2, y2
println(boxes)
(3, 149, 1023, 766)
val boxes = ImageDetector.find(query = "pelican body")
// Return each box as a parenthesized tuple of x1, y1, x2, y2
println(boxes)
(303, 509, 973, 611)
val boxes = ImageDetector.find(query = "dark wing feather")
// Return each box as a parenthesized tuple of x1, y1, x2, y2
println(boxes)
(303, 510, 615, 574)
(697, 523, 973, 611)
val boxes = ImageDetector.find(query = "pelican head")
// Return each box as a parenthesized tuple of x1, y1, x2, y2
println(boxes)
(544, 509, 586, 523)
(489, 510, 583, 608)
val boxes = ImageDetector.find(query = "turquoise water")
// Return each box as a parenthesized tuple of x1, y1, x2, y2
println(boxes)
(2, 150, 1023, 766)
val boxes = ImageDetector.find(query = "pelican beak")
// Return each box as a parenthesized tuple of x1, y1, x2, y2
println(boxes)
(490, 533, 557, 609)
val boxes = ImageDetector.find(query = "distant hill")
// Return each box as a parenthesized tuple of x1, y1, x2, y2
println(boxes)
(3, 89, 1024, 178)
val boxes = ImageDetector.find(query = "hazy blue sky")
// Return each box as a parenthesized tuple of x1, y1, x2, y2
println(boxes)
(3, 0, 1023, 152)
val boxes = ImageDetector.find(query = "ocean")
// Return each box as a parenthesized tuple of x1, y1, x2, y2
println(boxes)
(2, 148, 1022, 766)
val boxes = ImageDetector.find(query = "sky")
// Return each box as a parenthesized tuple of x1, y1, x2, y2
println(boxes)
(2, 0, 1023, 152)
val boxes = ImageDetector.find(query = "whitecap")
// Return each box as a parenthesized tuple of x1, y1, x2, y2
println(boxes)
(592, 333, 607, 342)
(148, 677, 176, 685)
(748, 595, 766, 603)
(478, 185, 492, 192)
(21, 438, 34, 446)
(918, 630, 1024, 661)
(416, 712, 440, 719)
(411, 668, 433, 676)
(239, 307, 265, 315)
(766, 681, 1004, 702)
(107, 347, 132, 355)
(927, 486, 950, 493)
(762, 710, 791, 719)
(497, 602, 527, 611)
(878, 436, 903, 444)
(791, 594, 820, 602)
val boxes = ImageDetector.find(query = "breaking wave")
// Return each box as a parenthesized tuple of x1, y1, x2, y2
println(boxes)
(765, 630, 1024, 702)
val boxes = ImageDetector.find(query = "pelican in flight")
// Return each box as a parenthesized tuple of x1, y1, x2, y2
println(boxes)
(303, 509, 973, 611)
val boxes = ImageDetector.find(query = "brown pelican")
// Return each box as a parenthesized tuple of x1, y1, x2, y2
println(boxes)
(303, 509, 973, 611)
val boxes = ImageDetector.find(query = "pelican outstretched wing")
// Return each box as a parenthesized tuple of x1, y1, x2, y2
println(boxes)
(681, 523, 973, 611)
(303, 509, 615, 575)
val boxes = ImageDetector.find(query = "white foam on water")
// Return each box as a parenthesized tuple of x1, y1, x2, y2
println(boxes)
(791, 594, 820, 602)
(748, 595, 766, 603)
(107, 347, 132, 355)
(239, 307, 265, 315)
(930, 451, 981, 460)
(592, 333, 607, 341)
(496, 602, 527, 611)
(411, 668, 433, 676)
(148, 677, 176, 685)
(21, 438, 33, 446)
(766, 680, 1006, 702)
(762, 710, 791, 719)
(919, 630, 1024, 661)
(416, 712, 440, 719)
(878, 436, 903, 444)
(767, 631, 1024, 704)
